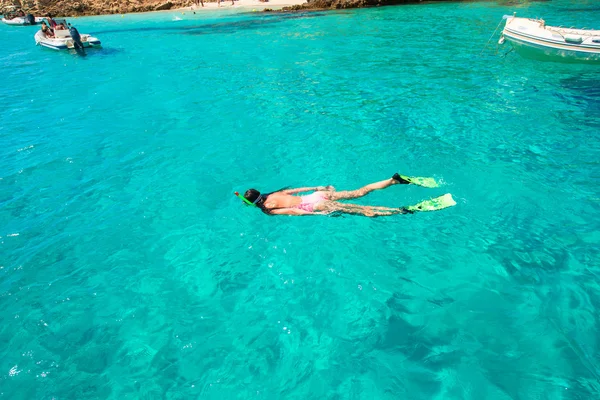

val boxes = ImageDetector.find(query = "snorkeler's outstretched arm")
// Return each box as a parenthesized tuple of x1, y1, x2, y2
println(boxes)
(282, 186, 335, 195)
(269, 208, 325, 216)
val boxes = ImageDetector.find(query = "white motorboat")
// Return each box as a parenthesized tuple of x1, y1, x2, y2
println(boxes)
(499, 14, 600, 63)
(2, 15, 44, 25)
(34, 19, 101, 51)
(1, 6, 43, 25)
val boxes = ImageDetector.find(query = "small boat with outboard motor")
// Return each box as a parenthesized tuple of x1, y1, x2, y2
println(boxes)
(499, 13, 600, 63)
(34, 19, 101, 51)
(1, 6, 43, 25)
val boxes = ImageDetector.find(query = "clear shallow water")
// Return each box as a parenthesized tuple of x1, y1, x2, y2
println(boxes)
(1, 1, 600, 398)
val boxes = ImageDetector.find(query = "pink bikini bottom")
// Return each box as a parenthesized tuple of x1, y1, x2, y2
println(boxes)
(296, 192, 328, 213)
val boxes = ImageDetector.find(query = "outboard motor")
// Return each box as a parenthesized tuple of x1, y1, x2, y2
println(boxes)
(25, 14, 35, 25)
(69, 25, 84, 51)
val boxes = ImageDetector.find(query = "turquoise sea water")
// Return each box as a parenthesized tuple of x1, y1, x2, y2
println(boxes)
(1, 1, 600, 398)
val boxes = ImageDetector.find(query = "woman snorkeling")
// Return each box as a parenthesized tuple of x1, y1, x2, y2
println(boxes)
(235, 173, 456, 217)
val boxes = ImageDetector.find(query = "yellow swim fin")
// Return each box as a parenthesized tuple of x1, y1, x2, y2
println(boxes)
(392, 173, 439, 188)
(406, 193, 456, 212)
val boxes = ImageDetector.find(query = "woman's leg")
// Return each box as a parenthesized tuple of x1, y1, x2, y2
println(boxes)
(328, 177, 400, 201)
(316, 201, 410, 217)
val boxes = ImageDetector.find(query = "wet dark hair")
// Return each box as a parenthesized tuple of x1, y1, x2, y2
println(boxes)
(243, 187, 291, 215)
(243, 189, 260, 203)
(243, 189, 270, 214)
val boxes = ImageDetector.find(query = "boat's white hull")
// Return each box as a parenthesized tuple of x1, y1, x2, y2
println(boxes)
(504, 34, 600, 63)
(2, 16, 43, 25)
(501, 16, 600, 63)
(35, 31, 102, 50)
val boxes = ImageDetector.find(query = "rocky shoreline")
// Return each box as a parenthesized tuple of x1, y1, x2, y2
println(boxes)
(1, 0, 458, 17)
(281, 0, 448, 12)
(1, 0, 194, 17)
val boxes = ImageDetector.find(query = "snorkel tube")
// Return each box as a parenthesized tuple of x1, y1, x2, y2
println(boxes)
(234, 192, 256, 206)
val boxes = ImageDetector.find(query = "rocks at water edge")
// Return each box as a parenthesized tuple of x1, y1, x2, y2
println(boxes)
(282, 0, 444, 11)
(1, 0, 458, 17)
(155, 1, 174, 10)
(0, 0, 193, 16)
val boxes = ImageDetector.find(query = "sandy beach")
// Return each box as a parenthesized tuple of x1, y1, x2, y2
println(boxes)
(182, 0, 307, 12)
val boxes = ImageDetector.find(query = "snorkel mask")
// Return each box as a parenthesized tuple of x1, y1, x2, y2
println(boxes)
(234, 192, 261, 207)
